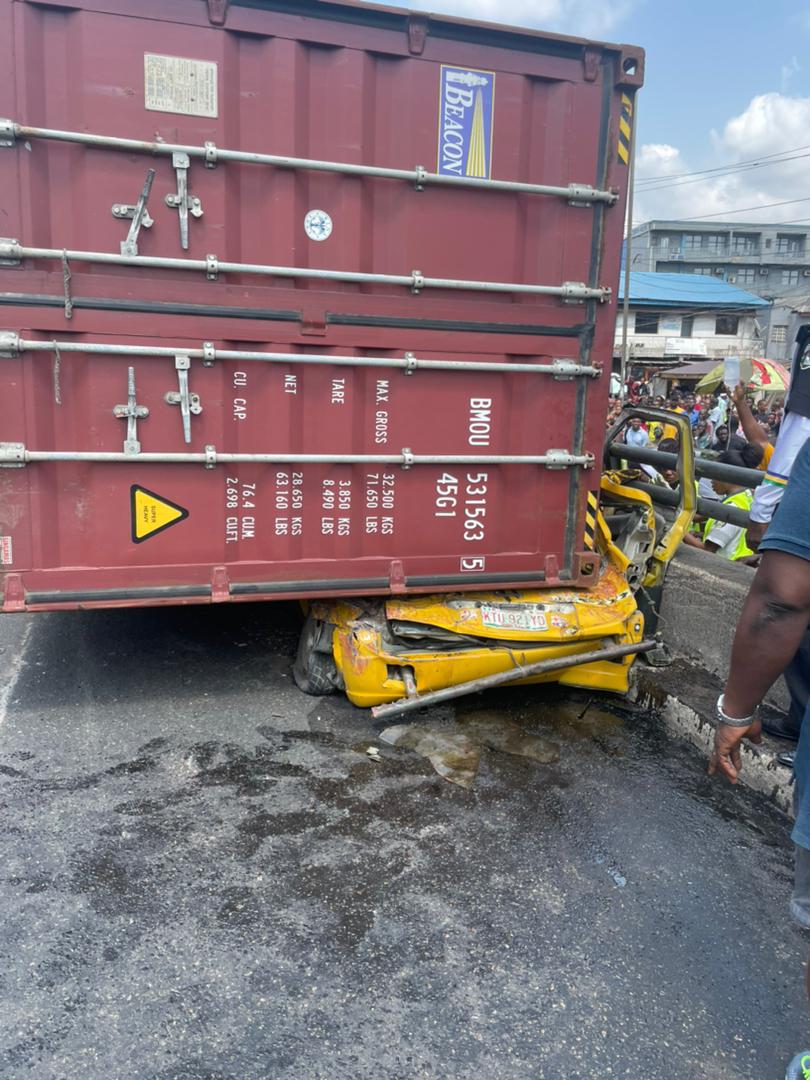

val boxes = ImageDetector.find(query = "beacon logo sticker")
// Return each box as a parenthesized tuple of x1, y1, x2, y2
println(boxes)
(437, 66, 495, 180)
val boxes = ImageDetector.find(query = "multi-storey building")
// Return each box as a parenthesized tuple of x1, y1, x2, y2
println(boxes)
(629, 221, 810, 361)
(630, 221, 810, 295)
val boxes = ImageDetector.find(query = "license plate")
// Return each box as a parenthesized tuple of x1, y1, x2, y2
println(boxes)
(479, 605, 547, 631)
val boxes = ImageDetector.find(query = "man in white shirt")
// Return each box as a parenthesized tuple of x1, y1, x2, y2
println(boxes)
(707, 392, 730, 438)
(624, 417, 649, 447)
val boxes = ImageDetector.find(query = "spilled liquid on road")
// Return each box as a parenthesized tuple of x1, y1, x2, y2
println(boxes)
(378, 725, 481, 788)
(379, 709, 561, 788)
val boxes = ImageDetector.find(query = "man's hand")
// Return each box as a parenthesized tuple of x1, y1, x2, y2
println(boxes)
(731, 381, 748, 409)
(747, 519, 768, 550)
(708, 719, 762, 784)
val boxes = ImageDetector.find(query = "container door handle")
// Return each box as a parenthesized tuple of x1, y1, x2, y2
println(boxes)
(112, 168, 156, 256)
(164, 355, 202, 444)
(164, 153, 203, 250)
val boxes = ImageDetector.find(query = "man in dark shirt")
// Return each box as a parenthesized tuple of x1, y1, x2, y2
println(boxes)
(710, 438, 810, 932)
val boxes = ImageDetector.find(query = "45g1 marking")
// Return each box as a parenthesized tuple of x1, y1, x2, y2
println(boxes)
(434, 471, 488, 542)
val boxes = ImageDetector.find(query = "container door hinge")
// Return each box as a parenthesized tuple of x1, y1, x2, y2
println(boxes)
(165, 153, 203, 250)
(206, 0, 229, 25)
(567, 183, 617, 207)
(0, 119, 15, 148)
(551, 359, 578, 380)
(0, 238, 20, 266)
(544, 449, 570, 470)
(0, 443, 26, 467)
(407, 13, 429, 55)
(112, 168, 155, 256)
(0, 332, 20, 357)
(113, 367, 149, 455)
(164, 355, 202, 444)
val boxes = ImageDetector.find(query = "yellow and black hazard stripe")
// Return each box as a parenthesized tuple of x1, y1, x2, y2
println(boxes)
(584, 491, 599, 550)
(618, 93, 633, 165)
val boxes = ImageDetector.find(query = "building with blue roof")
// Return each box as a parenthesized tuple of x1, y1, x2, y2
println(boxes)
(614, 271, 768, 368)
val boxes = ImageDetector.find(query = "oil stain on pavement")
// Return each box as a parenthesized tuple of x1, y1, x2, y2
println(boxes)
(0, 603, 806, 1079)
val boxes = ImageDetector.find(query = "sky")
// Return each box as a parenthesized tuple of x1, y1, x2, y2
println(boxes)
(367, 0, 810, 227)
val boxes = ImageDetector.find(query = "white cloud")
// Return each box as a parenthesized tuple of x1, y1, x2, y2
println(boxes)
(634, 93, 810, 226)
(395, 0, 638, 38)
(781, 56, 800, 93)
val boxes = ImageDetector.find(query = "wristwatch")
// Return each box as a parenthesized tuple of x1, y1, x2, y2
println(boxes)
(716, 693, 757, 728)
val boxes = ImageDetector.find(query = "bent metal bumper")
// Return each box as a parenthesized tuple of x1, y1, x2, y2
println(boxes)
(312, 565, 646, 708)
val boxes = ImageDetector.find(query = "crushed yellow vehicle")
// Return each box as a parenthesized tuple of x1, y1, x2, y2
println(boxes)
(294, 410, 694, 713)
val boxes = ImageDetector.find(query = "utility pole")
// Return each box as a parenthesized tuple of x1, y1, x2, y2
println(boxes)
(619, 97, 637, 402)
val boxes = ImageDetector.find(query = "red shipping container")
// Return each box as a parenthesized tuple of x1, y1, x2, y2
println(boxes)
(0, 0, 643, 611)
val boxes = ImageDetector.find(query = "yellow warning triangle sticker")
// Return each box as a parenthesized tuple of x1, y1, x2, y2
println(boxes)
(130, 485, 189, 543)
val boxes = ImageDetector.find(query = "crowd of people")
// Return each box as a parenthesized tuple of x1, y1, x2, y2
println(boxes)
(608, 379, 786, 565)
(608, 381, 784, 448)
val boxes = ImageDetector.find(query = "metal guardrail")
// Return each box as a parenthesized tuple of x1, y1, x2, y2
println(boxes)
(607, 441, 761, 528)
(611, 442, 763, 487)
(626, 479, 750, 528)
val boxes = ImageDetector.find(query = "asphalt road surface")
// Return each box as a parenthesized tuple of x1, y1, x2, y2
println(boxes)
(0, 602, 807, 1079)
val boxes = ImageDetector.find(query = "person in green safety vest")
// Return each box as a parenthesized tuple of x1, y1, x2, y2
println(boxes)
(683, 445, 764, 560)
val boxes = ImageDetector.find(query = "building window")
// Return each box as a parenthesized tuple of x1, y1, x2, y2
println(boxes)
(731, 233, 760, 254)
(736, 268, 757, 284)
(715, 315, 740, 336)
(776, 234, 804, 255)
(771, 325, 788, 344)
(782, 269, 801, 287)
(682, 232, 727, 254)
(686, 266, 716, 275)
(634, 312, 660, 334)
(681, 316, 693, 338)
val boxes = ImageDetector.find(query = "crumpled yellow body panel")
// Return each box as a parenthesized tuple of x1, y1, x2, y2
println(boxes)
(384, 561, 637, 644)
(311, 557, 645, 708)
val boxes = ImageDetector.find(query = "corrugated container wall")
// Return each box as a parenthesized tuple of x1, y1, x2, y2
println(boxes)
(0, 0, 643, 611)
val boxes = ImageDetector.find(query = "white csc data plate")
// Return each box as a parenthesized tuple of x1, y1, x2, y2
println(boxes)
(144, 54, 218, 118)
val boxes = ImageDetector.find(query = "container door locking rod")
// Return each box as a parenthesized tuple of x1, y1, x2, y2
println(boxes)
(112, 367, 149, 454)
(0, 120, 619, 206)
